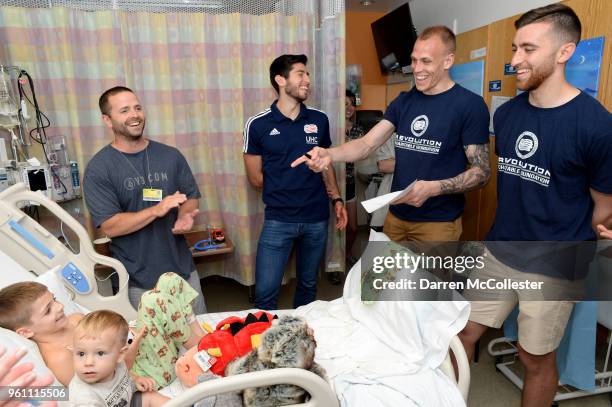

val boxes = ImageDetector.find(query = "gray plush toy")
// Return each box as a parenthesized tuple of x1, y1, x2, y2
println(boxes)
(225, 315, 328, 407)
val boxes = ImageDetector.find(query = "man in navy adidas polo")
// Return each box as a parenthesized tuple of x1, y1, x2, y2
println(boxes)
(243, 54, 347, 310)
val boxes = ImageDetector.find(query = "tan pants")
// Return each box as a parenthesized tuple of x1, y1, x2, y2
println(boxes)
(383, 211, 463, 242)
(465, 248, 577, 355)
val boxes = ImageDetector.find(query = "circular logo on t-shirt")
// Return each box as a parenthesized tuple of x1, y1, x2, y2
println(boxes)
(515, 131, 539, 159)
(410, 115, 429, 137)
(124, 177, 136, 190)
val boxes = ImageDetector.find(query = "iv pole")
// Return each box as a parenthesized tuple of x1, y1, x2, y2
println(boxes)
(0, 64, 29, 162)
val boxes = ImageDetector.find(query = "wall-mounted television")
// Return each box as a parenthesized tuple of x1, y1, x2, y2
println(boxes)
(371, 3, 418, 74)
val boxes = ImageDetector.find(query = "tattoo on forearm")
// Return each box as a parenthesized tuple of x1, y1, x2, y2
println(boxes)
(439, 144, 491, 194)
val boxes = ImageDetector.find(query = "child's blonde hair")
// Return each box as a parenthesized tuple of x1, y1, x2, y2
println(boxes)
(75, 310, 129, 346)
(0, 282, 49, 330)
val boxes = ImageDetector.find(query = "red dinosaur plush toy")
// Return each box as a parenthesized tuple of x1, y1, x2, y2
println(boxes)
(190, 311, 277, 377)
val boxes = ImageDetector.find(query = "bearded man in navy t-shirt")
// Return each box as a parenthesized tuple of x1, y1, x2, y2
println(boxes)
(293, 26, 490, 243)
(458, 4, 612, 406)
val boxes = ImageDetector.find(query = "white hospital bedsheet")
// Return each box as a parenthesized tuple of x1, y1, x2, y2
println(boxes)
(292, 257, 470, 407)
(334, 370, 462, 407)
(294, 299, 467, 407)
(160, 291, 468, 407)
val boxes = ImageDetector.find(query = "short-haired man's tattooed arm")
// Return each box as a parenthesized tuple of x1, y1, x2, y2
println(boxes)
(439, 143, 491, 194)
(392, 143, 491, 208)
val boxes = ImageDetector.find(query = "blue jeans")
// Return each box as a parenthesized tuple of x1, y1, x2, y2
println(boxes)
(255, 219, 328, 310)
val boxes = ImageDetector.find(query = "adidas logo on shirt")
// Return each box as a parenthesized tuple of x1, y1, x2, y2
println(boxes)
(269, 128, 280, 136)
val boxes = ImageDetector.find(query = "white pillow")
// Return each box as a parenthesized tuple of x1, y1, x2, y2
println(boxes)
(0, 262, 90, 315)
(0, 327, 60, 385)
(36, 266, 90, 315)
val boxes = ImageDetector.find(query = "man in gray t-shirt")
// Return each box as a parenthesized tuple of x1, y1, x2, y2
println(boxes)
(84, 86, 206, 313)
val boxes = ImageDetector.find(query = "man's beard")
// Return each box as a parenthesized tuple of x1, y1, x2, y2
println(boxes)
(517, 58, 555, 91)
(285, 83, 308, 102)
(112, 120, 145, 139)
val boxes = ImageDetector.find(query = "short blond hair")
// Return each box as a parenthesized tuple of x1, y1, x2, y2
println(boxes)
(0, 282, 49, 330)
(75, 310, 128, 345)
(418, 25, 456, 53)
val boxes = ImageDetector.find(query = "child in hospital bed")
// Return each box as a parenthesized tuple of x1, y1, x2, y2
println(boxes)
(0, 280, 83, 385)
(0, 272, 206, 389)
(69, 310, 168, 406)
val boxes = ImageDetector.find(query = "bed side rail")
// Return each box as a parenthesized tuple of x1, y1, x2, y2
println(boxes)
(0, 183, 136, 320)
(439, 335, 470, 402)
(163, 368, 339, 407)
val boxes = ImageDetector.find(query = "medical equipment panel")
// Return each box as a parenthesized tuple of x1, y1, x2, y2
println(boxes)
(0, 183, 136, 320)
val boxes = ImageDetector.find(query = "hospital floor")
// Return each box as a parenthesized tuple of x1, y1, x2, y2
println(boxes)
(200, 227, 612, 406)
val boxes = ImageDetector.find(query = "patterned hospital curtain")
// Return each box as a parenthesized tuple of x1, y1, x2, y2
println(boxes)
(317, 9, 346, 273)
(0, 2, 345, 286)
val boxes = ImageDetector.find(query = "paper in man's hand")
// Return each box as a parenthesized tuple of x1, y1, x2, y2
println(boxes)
(360, 180, 417, 213)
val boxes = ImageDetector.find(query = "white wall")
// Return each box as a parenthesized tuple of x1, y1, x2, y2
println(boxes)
(393, 0, 560, 34)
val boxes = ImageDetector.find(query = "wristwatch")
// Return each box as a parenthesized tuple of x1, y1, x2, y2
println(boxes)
(331, 197, 344, 206)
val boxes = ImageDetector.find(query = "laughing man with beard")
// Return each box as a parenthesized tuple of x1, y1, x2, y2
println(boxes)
(83, 86, 206, 313)
(458, 4, 612, 406)
(243, 54, 347, 310)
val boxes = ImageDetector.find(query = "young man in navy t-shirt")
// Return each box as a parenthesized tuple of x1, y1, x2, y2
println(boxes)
(458, 4, 612, 406)
(293, 26, 490, 242)
(243, 54, 347, 310)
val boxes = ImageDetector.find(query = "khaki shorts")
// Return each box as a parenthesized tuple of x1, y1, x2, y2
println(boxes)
(383, 211, 462, 242)
(464, 248, 578, 355)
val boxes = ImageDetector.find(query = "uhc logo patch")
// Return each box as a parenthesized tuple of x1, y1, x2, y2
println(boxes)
(304, 124, 318, 134)
(305, 136, 319, 145)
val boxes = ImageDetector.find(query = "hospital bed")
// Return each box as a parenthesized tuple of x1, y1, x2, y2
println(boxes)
(0, 183, 135, 320)
(0, 183, 471, 406)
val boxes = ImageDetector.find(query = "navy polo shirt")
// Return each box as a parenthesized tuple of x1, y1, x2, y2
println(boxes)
(384, 84, 490, 222)
(243, 101, 331, 222)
